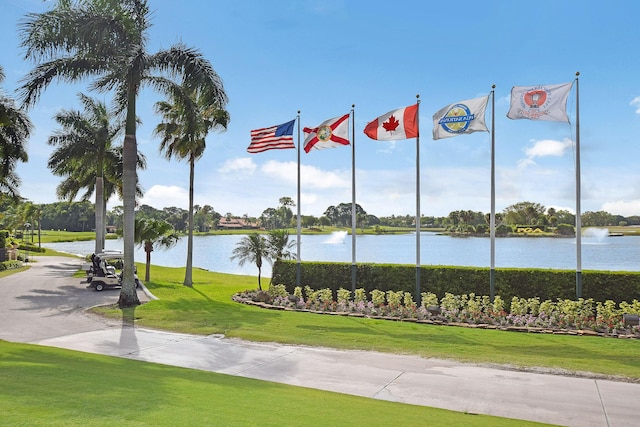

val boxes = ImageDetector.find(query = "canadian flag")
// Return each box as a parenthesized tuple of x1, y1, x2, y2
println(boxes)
(364, 104, 419, 141)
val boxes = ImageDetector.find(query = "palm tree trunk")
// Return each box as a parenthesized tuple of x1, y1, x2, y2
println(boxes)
(118, 89, 140, 308)
(183, 157, 195, 287)
(95, 176, 105, 254)
(145, 244, 152, 282)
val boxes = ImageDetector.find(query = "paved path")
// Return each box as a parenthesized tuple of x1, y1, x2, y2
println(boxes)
(1, 256, 639, 426)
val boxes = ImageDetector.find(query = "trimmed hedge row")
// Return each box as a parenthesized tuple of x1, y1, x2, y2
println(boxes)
(272, 260, 640, 304)
(0, 260, 23, 271)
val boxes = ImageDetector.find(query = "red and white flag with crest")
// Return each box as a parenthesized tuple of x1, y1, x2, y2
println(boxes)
(303, 114, 350, 153)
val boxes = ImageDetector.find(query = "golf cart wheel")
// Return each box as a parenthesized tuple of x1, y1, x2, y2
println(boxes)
(95, 282, 104, 292)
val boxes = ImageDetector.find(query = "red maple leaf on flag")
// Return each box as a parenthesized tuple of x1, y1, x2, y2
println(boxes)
(382, 115, 400, 132)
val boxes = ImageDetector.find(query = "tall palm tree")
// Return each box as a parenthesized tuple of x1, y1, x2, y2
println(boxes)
(131, 217, 179, 283)
(154, 86, 229, 287)
(231, 233, 268, 290)
(48, 94, 125, 253)
(19, 0, 227, 307)
(0, 65, 31, 198)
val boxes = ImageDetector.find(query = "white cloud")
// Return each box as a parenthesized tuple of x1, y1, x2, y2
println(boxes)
(218, 157, 257, 175)
(525, 138, 573, 158)
(602, 200, 640, 217)
(261, 160, 297, 184)
(301, 164, 350, 190)
(630, 96, 640, 114)
(260, 160, 351, 190)
(138, 185, 188, 209)
(517, 138, 573, 168)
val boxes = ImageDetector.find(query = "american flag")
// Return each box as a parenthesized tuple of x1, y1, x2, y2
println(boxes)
(248, 119, 296, 153)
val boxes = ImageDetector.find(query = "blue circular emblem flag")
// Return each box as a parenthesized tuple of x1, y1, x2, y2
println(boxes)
(438, 104, 475, 134)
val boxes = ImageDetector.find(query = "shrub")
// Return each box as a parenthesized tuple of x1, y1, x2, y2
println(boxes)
(555, 223, 575, 236)
(242, 286, 640, 336)
(495, 224, 512, 236)
(0, 261, 23, 271)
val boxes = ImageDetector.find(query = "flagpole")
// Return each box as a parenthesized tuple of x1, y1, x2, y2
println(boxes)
(296, 111, 302, 288)
(490, 86, 496, 302)
(415, 94, 421, 304)
(575, 72, 582, 298)
(350, 104, 357, 293)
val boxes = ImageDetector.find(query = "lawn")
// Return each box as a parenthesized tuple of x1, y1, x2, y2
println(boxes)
(95, 264, 640, 380)
(0, 341, 542, 426)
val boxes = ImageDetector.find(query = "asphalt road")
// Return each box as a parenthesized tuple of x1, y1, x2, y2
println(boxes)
(0, 256, 147, 343)
(2, 256, 639, 426)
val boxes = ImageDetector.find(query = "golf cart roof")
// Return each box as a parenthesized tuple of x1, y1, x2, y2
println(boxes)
(94, 250, 123, 260)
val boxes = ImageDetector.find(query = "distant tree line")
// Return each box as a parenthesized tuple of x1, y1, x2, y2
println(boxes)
(2, 196, 640, 235)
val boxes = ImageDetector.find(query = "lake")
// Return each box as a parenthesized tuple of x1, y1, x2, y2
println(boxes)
(42, 230, 640, 277)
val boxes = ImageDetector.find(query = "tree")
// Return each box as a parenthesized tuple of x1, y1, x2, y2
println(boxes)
(266, 229, 295, 264)
(48, 94, 125, 253)
(554, 209, 575, 227)
(503, 202, 546, 226)
(582, 211, 616, 227)
(323, 203, 366, 227)
(127, 217, 179, 282)
(230, 233, 268, 290)
(20, 0, 227, 307)
(154, 85, 229, 287)
(277, 196, 295, 228)
(260, 207, 278, 230)
(323, 205, 338, 226)
(0, 65, 31, 198)
(19, 202, 42, 248)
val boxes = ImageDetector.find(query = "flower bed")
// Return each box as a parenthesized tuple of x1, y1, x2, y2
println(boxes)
(233, 285, 640, 339)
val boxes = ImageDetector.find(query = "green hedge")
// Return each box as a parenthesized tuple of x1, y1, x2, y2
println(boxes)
(17, 243, 45, 253)
(0, 260, 23, 271)
(272, 260, 640, 304)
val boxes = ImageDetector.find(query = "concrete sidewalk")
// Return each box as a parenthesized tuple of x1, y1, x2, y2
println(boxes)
(35, 327, 640, 427)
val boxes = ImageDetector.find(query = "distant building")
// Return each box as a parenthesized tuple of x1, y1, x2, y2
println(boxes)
(217, 217, 258, 230)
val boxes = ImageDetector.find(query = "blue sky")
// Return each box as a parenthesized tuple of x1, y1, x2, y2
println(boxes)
(3, 0, 640, 218)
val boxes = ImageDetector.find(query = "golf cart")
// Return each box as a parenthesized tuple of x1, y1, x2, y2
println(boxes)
(84, 251, 141, 291)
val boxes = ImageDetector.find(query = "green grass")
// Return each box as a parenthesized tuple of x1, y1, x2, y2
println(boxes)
(36, 230, 118, 243)
(0, 266, 30, 278)
(93, 264, 640, 380)
(0, 341, 542, 426)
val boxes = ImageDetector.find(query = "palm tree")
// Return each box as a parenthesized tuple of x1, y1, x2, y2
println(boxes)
(48, 93, 127, 254)
(154, 85, 229, 287)
(0, 65, 31, 198)
(19, 202, 43, 248)
(125, 217, 179, 283)
(231, 233, 268, 290)
(266, 229, 295, 264)
(19, 0, 227, 307)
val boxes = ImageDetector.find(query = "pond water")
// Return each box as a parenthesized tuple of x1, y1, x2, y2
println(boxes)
(42, 230, 640, 278)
